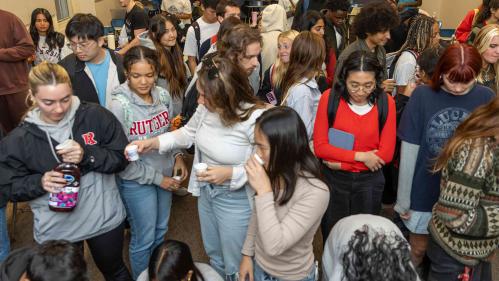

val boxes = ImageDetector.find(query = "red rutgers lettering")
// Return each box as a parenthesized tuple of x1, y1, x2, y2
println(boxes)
(82, 132, 98, 145)
(129, 111, 171, 136)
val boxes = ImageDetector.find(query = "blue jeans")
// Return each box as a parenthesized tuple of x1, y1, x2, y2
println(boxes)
(0, 206, 9, 262)
(198, 185, 252, 280)
(254, 262, 316, 281)
(119, 179, 172, 279)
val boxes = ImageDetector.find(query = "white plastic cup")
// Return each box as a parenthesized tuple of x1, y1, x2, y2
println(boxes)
(126, 145, 140, 161)
(56, 139, 73, 151)
(254, 154, 264, 165)
(251, 11, 258, 26)
(194, 163, 208, 176)
(107, 33, 116, 50)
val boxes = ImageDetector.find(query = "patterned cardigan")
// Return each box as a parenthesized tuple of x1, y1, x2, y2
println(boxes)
(429, 137, 498, 266)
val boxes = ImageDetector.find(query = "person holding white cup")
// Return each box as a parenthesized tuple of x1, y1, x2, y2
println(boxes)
(127, 54, 268, 280)
(108, 46, 188, 279)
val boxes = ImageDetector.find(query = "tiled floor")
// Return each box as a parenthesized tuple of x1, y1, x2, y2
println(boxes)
(6, 197, 499, 281)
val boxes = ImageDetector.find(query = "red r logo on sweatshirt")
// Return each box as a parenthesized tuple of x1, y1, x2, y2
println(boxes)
(82, 132, 97, 145)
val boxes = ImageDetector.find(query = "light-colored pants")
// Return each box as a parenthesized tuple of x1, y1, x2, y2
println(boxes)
(198, 184, 252, 281)
(0, 206, 9, 262)
(254, 262, 316, 281)
(119, 179, 172, 280)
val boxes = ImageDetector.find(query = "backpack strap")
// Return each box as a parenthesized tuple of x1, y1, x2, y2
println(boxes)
(326, 90, 341, 128)
(327, 90, 388, 135)
(191, 21, 201, 62)
(376, 92, 388, 135)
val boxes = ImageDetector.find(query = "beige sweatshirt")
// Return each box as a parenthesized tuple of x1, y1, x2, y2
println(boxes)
(241, 176, 329, 280)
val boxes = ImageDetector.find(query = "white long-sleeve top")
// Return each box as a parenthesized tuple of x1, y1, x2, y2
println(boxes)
(158, 104, 266, 196)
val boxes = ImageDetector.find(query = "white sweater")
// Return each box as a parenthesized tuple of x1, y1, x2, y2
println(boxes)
(158, 104, 266, 196)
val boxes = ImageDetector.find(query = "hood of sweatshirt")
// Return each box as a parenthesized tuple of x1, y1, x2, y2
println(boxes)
(261, 4, 288, 33)
(0, 247, 33, 281)
(323, 214, 414, 281)
(25, 95, 81, 145)
(138, 31, 156, 50)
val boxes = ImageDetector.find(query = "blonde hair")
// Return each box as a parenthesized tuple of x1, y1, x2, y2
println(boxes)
(25, 62, 72, 117)
(473, 24, 499, 91)
(29, 62, 72, 95)
(272, 30, 299, 88)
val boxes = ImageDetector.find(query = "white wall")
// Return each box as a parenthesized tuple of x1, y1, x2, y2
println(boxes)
(1, 0, 483, 30)
(1, 0, 121, 31)
(421, 0, 481, 29)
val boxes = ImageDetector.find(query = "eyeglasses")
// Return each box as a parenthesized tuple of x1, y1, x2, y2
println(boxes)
(202, 54, 220, 79)
(69, 40, 95, 51)
(347, 83, 376, 93)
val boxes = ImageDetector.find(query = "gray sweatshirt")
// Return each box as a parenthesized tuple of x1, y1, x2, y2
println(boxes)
(109, 83, 179, 186)
(24, 96, 126, 243)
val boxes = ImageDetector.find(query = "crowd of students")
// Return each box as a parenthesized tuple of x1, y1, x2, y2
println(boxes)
(0, 0, 498, 280)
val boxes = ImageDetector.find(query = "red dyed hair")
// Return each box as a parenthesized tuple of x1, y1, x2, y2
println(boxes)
(430, 43, 482, 91)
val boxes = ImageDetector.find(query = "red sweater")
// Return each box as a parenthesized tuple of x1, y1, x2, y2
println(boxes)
(313, 89, 396, 172)
(455, 8, 480, 43)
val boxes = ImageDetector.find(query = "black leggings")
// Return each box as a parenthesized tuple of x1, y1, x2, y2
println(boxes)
(76, 222, 132, 281)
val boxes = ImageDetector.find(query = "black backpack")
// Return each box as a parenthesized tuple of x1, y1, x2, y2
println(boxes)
(327, 90, 389, 135)
(388, 50, 417, 80)
(191, 21, 202, 62)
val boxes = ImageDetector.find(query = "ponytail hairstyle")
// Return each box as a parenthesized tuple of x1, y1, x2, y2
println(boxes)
(123, 45, 160, 81)
(26, 62, 73, 119)
(149, 14, 187, 99)
(434, 97, 499, 172)
(149, 240, 205, 281)
(197, 54, 264, 126)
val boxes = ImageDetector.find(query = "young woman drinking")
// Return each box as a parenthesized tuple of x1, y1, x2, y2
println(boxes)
(239, 107, 329, 281)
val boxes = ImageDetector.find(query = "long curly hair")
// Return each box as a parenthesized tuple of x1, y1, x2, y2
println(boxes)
(197, 54, 264, 126)
(342, 225, 418, 281)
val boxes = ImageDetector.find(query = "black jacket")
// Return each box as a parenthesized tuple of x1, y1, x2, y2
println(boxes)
(59, 50, 126, 104)
(291, 0, 327, 30)
(0, 102, 129, 204)
(324, 18, 347, 59)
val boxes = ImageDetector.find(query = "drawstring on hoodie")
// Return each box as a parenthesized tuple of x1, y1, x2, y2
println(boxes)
(45, 130, 74, 164)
